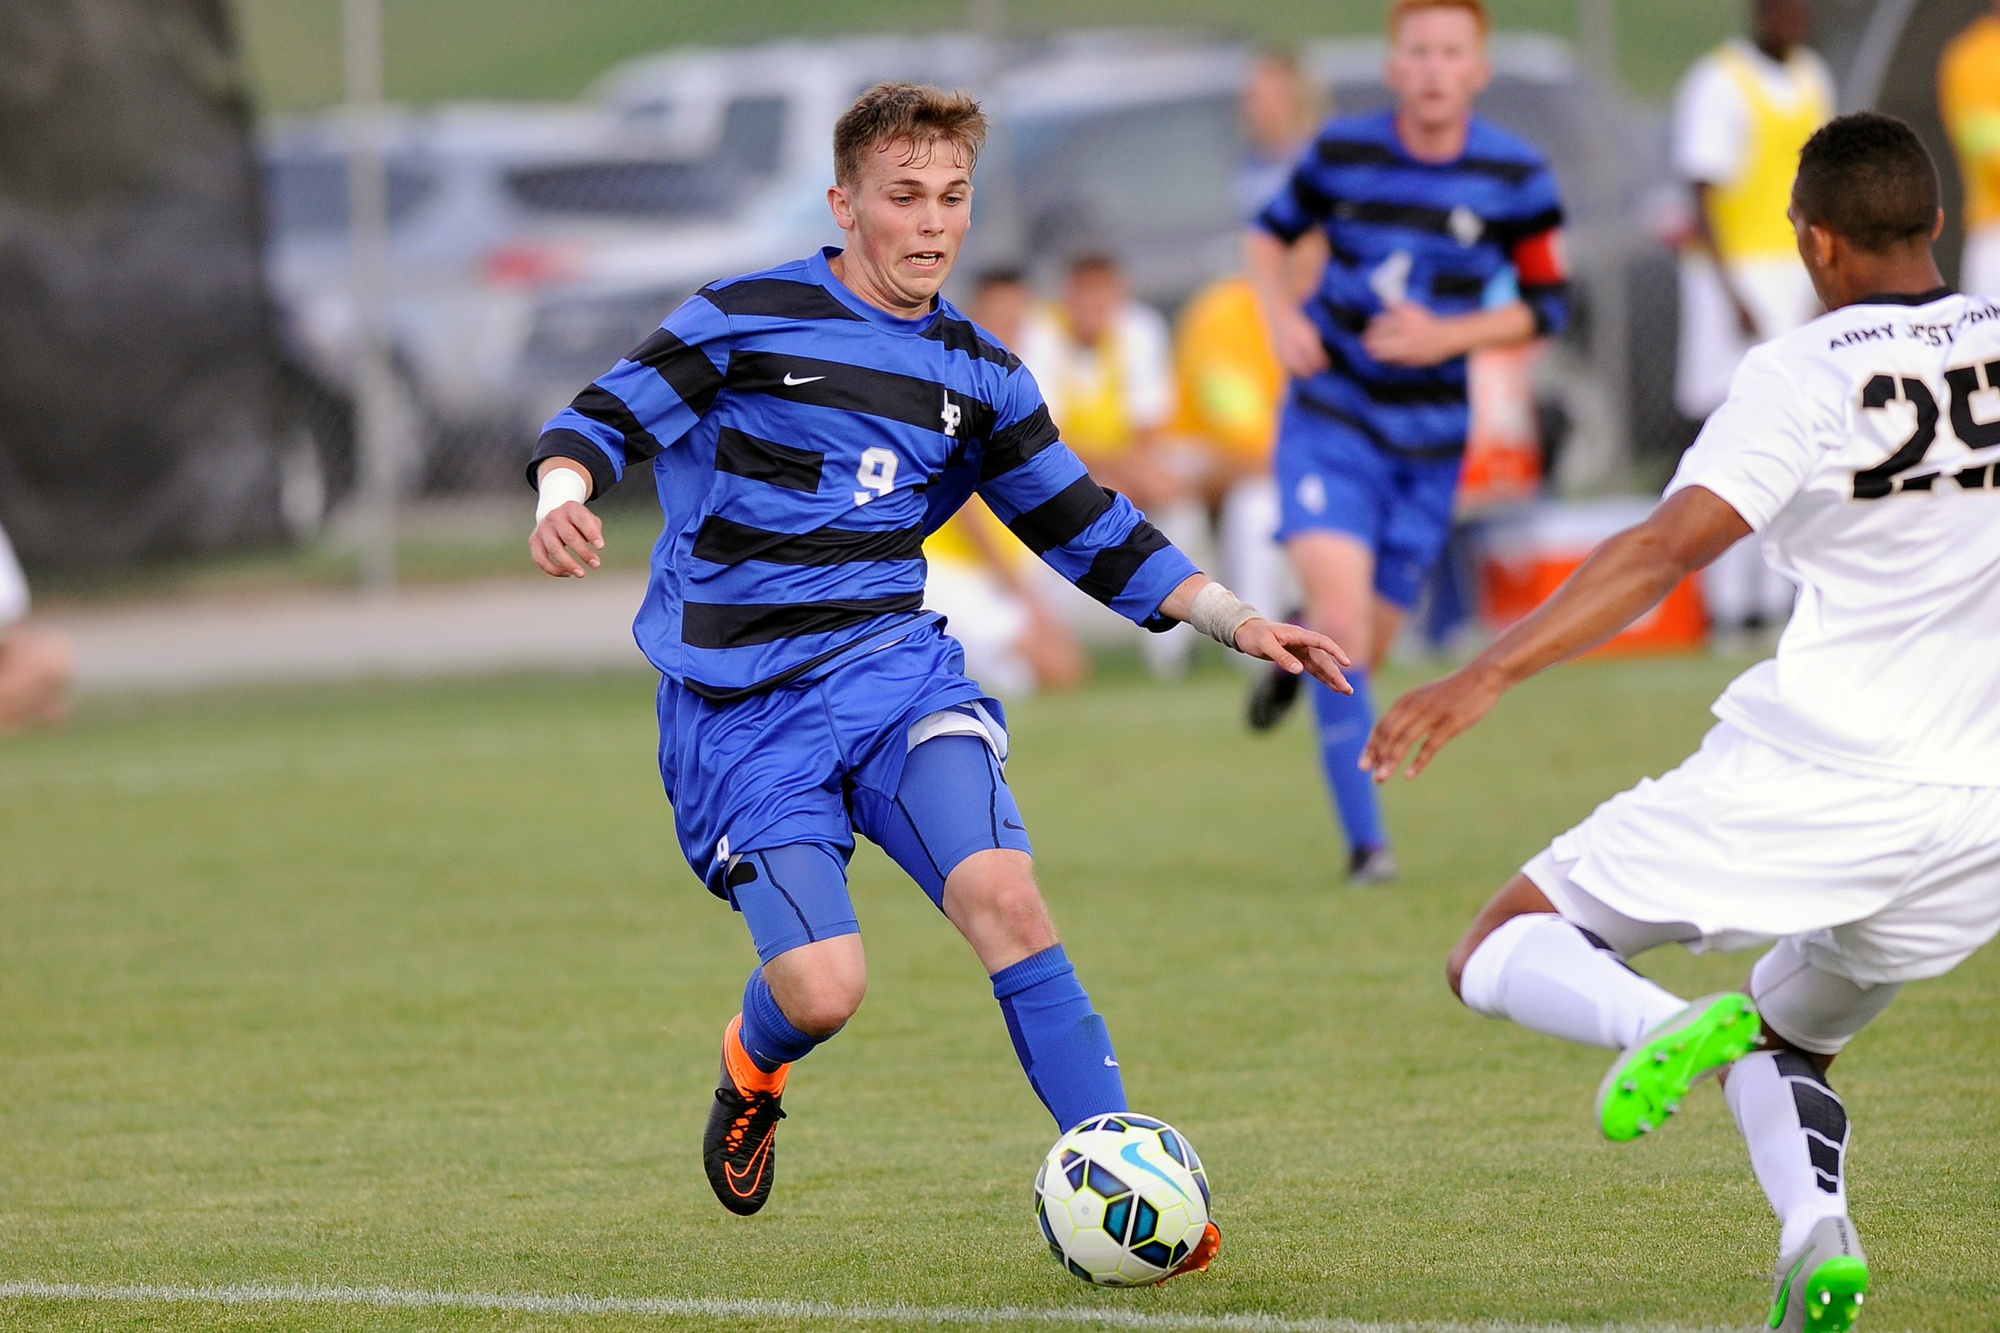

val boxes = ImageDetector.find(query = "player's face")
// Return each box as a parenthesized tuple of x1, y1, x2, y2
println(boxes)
(827, 139, 973, 313)
(971, 280, 1030, 346)
(1384, 8, 1490, 134)
(1754, 0, 1811, 56)
(1241, 57, 1308, 155)
(1062, 267, 1123, 345)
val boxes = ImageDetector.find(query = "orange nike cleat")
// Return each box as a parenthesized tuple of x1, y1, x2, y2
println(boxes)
(702, 1014, 790, 1216)
(1156, 1221, 1221, 1284)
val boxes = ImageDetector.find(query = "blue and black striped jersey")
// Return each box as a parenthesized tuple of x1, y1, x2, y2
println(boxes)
(1257, 109, 1570, 459)
(531, 247, 1197, 702)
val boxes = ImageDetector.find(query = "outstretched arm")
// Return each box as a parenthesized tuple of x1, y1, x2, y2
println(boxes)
(1360, 486, 1750, 781)
(1158, 573, 1352, 695)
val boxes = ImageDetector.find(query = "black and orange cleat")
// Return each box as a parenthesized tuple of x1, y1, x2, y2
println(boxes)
(702, 1014, 789, 1216)
(1156, 1222, 1221, 1285)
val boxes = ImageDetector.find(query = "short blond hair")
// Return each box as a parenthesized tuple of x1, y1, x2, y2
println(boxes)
(1387, 0, 1490, 39)
(833, 82, 987, 188)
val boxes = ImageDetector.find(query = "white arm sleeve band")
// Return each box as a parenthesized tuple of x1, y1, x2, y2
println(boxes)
(1186, 580, 1263, 650)
(535, 466, 591, 523)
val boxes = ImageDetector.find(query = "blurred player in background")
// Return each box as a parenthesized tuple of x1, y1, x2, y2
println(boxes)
(1246, 0, 1568, 884)
(527, 83, 1346, 1240)
(1235, 49, 1323, 222)
(1020, 252, 1204, 676)
(1368, 114, 1994, 1333)
(1174, 48, 1325, 665)
(922, 271, 1088, 696)
(1673, 0, 1831, 635)
(0, 517, 72, 735)
(1940, 0, 2000, 297)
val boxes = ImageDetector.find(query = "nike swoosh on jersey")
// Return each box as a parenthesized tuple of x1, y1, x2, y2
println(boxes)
(782, 373, 825, 385)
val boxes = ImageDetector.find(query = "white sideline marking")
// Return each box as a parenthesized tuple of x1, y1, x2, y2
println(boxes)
(0, 1280, 1747, 1332)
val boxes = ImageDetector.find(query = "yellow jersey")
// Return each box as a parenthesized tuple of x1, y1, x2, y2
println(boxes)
(1941, 15, 2000, 230)
(1170, 276, 1283, 467)
(1021, 303, 1175, 467)
(1707, 44, 1831, 262)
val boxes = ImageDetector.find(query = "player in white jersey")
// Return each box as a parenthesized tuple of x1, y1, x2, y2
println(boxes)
(1361, 114, 1999, 1332)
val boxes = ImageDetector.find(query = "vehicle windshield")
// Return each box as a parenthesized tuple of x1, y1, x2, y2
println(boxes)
(507, 95, 788, 223)
(1005, 95, 1240, 251)
(262, 156, 436, 236)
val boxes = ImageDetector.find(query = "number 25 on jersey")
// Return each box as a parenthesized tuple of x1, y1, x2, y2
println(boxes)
(1855, 359, 2000, 499)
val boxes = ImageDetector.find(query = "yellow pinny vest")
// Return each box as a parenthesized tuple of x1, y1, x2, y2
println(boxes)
(1051, 315, 1133, 465)
(1708, 45, 1830, 262)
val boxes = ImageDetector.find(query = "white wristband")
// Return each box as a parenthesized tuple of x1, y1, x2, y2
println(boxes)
(1187, 581, 1263, 650)
(535, 467, 590, 522)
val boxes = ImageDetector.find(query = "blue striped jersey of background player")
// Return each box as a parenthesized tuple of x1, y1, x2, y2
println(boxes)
(1256, 106, 1571, 459)
(530, 246, 1197, 702)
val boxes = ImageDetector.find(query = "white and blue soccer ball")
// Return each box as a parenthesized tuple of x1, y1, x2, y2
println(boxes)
(1034, 1112, 1211, 1287)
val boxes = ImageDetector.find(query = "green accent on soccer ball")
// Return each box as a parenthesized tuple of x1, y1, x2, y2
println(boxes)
(1600, 993, 1761, 1142)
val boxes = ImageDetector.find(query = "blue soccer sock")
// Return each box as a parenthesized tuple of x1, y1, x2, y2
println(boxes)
(1310, 667, 1386, 855)
(991, 945, 1126, 1131)
(738, 967, 828, 1073)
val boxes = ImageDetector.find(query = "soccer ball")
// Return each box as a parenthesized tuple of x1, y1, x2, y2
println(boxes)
(1033, 1112, 1211, 1287)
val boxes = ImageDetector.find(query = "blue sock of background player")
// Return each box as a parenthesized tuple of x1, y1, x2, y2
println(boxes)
(1310, 667, 1386, 858)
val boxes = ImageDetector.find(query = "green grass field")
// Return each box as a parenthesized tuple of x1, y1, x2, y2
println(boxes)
(1, 655, 1995, 1331)
(33, 507, 664, 609)
(230, 0, 1745, 114)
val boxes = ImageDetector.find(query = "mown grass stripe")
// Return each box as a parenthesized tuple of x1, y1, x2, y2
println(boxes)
(0, 1281, 1753, 1332)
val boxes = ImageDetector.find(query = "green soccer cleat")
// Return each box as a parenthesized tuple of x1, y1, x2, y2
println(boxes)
(1769, 1215, 1868, 1332)
(1595, 992, 1760, 1141)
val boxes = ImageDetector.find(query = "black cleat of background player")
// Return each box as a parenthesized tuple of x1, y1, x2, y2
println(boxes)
(1247, 662, 1302, 731)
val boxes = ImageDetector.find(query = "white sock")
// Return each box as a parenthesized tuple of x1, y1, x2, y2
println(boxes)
(1725, 1049, 1851, 1255)
(1458, 913, 1689, 1050)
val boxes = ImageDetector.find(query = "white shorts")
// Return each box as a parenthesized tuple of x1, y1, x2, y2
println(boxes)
(1675, 255, 1821, 418)
(1523, 723, 2000, 986)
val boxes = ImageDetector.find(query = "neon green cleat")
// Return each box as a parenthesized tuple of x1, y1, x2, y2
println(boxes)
(1769, 1215, 1868, 1332)
(1595, 992, 1760, 1141)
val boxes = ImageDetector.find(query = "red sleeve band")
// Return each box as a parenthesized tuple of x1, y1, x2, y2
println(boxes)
(1512, 228, 1568, 286)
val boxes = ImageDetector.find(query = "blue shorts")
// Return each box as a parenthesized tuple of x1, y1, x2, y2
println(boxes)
(1273, 393, 1463, 611)
(656, 621, 1034, 963)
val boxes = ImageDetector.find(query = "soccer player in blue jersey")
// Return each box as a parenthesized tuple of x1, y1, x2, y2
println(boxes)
(525, 84, 1348, 1252)
(1245, 0, 1569, 884)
